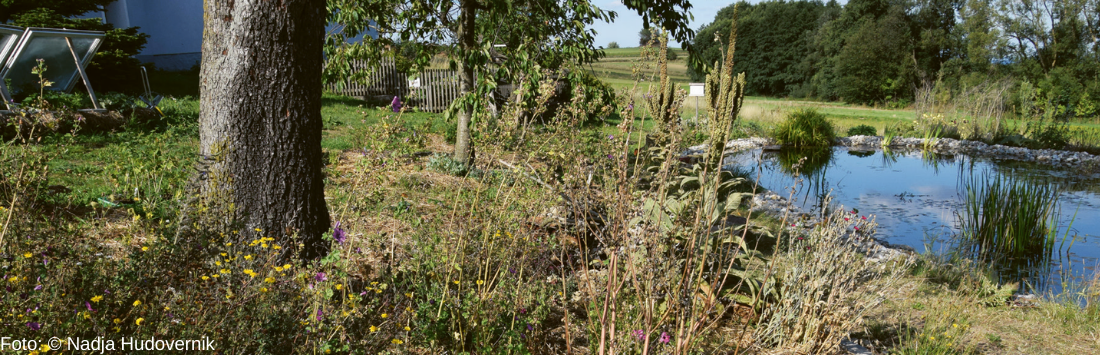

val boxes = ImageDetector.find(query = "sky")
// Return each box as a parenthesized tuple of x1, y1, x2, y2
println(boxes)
(590, 0, 846, 48)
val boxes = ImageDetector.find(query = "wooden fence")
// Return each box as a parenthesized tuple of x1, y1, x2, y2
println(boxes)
(325, 57, 461, 113)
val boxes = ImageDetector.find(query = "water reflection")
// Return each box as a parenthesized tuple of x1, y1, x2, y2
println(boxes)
(724, 146, 1100, 295)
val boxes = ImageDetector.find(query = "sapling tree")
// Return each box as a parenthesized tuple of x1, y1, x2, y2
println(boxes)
(325, 0, 697, 165)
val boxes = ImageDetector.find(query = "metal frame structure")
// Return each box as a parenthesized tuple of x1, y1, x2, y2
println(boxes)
(0, 27, 106, 112)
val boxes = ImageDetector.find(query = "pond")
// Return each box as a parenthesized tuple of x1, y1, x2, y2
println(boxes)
(725, 146, 1100, 295)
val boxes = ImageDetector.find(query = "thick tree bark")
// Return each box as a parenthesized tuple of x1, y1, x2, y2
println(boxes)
(453, 0, 478, 165)
(197, 0, 330, 259)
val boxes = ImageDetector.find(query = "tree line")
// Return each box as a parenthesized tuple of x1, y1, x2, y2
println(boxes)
(688, 0, 1100, 120)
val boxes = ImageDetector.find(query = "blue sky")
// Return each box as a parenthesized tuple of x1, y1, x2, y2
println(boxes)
(590, 0, 846, 48)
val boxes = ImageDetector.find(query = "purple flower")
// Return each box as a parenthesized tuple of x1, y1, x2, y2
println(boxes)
(633, 329, 645, 341)
(85, 301, 94, 312)
(608, 135, 614, 140)
(391, 96, 403, 113)
(333, 222, 347, 245)
(315, 272, 327, 282)
(659, 332, 670, 344)
(316, 308, 324, 321)
(34, 285, 43, 291)
(26, 322, 40, 331)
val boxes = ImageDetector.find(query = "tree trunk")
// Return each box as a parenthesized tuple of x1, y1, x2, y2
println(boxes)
(453, 0, 478, 165)
(196, 0, 330, 259)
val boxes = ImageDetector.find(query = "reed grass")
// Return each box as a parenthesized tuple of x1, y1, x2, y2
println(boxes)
(955, 172, 1068, 266)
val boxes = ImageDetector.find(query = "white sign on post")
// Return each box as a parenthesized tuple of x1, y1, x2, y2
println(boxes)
(408, 77, 421, 88)
(688, 83, 705, 97)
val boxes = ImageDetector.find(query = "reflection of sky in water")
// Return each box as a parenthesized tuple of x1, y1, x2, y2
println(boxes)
(725, 147, 1100, 294)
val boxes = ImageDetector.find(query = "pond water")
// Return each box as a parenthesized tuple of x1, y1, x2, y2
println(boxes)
(725, 146, 1100, 295)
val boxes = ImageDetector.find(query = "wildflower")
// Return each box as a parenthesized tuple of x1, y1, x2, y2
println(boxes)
(391, 96, 403, 113)
(244, 255, 252, 260)
(404, 326, 411, 331)
(86, 301, 95, 312)
(381, 313, 388, 318)
(660, 332, 671, 344)
(26, 322, 40, 330)
(220, 269, 230, 275)
(264, 277, 276, 284)
(40, 344, 51, 352)
(244, 269, 257, 278)
(370, 325, 378, 332)
(633, 329, 645, 341)
(953, 323, 958, 328)
(141, 246, 148, 252)
(333, 222, 347, 244)
(202, 276, 210, 281)
(135, 318, 144, 326)
(391, 339, 404, 345)
(23, 252, 32, 258)
(476, 280, 484, 285)
(335, 284, 343, 290)
(315, 272, 327, 282)
(854, 227, 860, 231)
(113, 318, 121, 324)
(861, 215, 867, 220)
(283, 264, 292, 270)
(254, 228, 262, 232)
(133, 300, 141, 307)
(91, 295, 103, 303)
(260, 287, 269, 292)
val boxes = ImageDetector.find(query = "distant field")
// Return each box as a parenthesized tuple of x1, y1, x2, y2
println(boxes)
(587, 47, 919, 135)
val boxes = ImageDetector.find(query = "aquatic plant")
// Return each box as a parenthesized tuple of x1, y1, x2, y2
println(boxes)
(955, 172, 1071, 267)
(773, 109, 835, 147)
(846, 124, 877, 137)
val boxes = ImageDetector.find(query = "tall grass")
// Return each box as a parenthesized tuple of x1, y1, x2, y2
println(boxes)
(773, 109, 836, 146)
(955, 172, 1069, 269)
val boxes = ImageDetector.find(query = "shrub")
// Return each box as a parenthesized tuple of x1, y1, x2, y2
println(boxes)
(773, 109, 836, 146)
(426, 153, 468, 176)
(607, 41, 619, 49)
(846, 124, 877, 136)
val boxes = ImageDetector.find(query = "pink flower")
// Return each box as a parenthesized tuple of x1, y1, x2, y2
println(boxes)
(659, 332, 671, 344)
(861, 216, 867, 220)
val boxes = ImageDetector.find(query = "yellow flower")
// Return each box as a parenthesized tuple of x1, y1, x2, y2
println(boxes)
(41, 344, 51, 352)
(953, 323, 958, 328)
(391, 339, 403, 345)
(212, 274, 220, 278)
(220, 253, 227, 257)
(91, 295, 103, 303)
(274, 266, 283, 272)
(220, 269, 230, 275)
(283, 264, 292, 270)
(254, 228, 262, 232)
(23, 252, 32, 258)
(273, 245, 281, 250)
(929, 336, 935, 341)
(404, 326, 411, 331)
(260, 287, 269, 293)
(133, 300, 142, 307)
(381, 313, 388, 319)
(141, 246, 148, 252)
(335, 284, 343, 290)
(264, 277, 276, 284)
(201, 276, 210, 281)
(244, 269, 257, 278)
(7, 276, 17, 283)
(476, 280, 484, 285)
(113, 318, 121, 324)
(135, 318, 145, 325)
(215, 261, 222, 266)
(370, 325, 378, 332)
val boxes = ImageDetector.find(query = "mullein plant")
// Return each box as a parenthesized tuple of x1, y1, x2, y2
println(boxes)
(702, 20, 746, 172)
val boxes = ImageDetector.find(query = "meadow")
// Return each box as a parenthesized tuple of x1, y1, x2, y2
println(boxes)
(2, 46, 1099, 354)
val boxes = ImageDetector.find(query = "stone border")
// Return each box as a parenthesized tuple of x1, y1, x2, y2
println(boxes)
(839, 135, 1100, 171)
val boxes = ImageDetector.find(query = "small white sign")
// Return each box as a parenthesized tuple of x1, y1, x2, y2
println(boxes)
(688, 83, 705, 97)
(408, 78, 421, 88)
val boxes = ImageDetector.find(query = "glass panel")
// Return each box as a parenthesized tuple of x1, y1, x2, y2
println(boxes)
(2, 29, 102, 96)
(0, 25, 22, 65)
